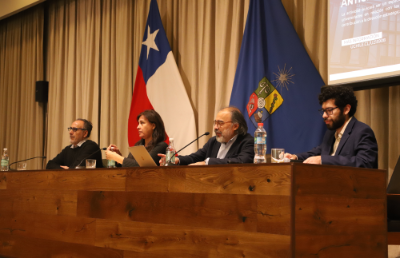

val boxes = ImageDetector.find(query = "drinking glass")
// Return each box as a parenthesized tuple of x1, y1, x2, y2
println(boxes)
(85, 159, 96, 169)
(271, 148, 285, 163)
(17, 162, 27, 170)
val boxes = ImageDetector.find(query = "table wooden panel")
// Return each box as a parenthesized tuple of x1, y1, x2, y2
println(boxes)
(0, 163, 387, 257)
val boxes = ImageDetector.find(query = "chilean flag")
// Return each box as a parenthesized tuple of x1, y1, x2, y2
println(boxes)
(128, 0, 197, 155)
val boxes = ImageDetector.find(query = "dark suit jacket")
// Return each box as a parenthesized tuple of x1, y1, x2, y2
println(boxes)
(178, 133, 254, 165)
(46, 140, 104, 169)
(296, 117, 378, 168)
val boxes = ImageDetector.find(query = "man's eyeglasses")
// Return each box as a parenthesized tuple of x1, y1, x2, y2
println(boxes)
(318, 107, 338, 116)
(67, 127, 87, 132)
(213, 120, 232, 128)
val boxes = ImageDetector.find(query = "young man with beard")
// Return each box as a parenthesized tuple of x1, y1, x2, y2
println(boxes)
(285, 86, 378, 168)
(46, 119, 104, 169)
(158, 107, 254, 165)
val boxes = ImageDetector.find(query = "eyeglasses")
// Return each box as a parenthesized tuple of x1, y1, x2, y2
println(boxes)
(318, 107, 338, 116)
(213, 120, 232, 128)
(67, 127, 87, 132)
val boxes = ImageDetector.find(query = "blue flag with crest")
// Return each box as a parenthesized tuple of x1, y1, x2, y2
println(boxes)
(230, 0, 326, 153)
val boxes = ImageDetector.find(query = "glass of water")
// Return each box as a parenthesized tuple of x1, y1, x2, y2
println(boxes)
(85, 159, 96, 169)
(271, 148, 285, 163)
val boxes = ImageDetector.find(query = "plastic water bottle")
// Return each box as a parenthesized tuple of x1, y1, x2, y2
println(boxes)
(165, 138, 176, 166)
(254, 123, 267, 164)
(1, 148, 9, 171)
(107, 147, 116, 168)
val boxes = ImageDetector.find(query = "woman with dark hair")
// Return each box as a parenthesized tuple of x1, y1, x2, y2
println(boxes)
(105, 110, 168, 167)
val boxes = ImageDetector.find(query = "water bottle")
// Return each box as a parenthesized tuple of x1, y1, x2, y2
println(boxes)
(1, 148, 9, 171)
(165, 138, 176, 166)
(254, 123, 267, 164)
(107, 147, 116, 168)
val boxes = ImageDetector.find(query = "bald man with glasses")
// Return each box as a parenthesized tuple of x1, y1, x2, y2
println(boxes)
(46, 119, 103, 169)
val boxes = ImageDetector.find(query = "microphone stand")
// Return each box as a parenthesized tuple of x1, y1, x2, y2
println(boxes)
(9, 156, 46, 170)
(165, 132, 210, 165)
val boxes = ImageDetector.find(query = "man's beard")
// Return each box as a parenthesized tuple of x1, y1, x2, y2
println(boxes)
(215, 130, 223, 143)
(325, 111, 346, 131)
(215, 127, 233, 143)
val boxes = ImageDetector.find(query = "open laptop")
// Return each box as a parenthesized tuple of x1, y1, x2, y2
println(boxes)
(128, 145, 157, 167)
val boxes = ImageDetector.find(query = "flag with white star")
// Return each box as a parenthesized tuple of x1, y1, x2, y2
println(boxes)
(128, 0, 197, 155)
(230, 0, 326, 153)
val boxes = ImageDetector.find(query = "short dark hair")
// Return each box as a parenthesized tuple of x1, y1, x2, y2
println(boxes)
(76, 118, 93, 138)
(135, 110, 166, 151)
(318, 86, 358, 117)
(223, 107, 248, 136)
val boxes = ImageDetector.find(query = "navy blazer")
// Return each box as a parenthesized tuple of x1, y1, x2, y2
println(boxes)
(179, 133, 254, 165)
(296, 117, 378, 168)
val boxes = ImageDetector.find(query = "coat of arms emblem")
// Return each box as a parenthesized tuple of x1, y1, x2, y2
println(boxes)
(247, 77, 284, 127)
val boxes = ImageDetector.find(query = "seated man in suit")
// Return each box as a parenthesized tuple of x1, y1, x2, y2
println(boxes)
(159, 107, 254, 165)
(46, 119, 103, 169)
(285, 86, 378, 168)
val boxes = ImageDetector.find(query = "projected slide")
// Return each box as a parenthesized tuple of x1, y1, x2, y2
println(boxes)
(328, 0, 400, 85)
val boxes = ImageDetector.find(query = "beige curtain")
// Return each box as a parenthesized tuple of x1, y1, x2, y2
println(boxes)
(44, 0, 400, 177)
(99, 0, 134, 156)
(47, 0, 102, 158)
(0, 6, 44, 170)
(356, 87, 400, 178)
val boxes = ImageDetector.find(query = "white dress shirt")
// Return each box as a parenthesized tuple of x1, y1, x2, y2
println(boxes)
(205, 134, 238, 165)
(70, 139, 87, 149)
(331, 117, 352, 156)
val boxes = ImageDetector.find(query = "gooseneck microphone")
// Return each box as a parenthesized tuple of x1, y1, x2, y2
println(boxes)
(166, 132, 210, 165)
(9, 156, 46, 168)
(75, 147, 107, 168)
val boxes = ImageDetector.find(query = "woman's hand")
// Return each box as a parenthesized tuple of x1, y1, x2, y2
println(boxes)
(105, 149, 124, 164)
(107, 144, 122, 155)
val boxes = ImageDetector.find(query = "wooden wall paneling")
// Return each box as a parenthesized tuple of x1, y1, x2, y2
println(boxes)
(295, 196, 386, 235)
(295, 234, 387, 258)
(293, 164, 388, 257)
(184, 164, 292, 195)
(0, 189, 77, 217)
(0, 172, 6, 189)
(126, 164, 292, 195)
(0, 213, 97, 246)
(5, 169, 128, 191)
(0, 164, 387, 257)
(293, 165, 386, 198)
(256, 195, 291, 235)
(77, 191, 261, 233)
(126, 167, 186, 193)
(95, 219, 291, 258)
(388, 232, 400, 245)
(0, 233, 124, 258)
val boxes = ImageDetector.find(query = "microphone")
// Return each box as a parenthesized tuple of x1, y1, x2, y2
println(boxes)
(9, 156, 46, 169)
(166, 132, 210, 165)
(75, 147, 107, 168)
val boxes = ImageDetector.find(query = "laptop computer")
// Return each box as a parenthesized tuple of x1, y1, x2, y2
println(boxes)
(128, 145, 157, 167)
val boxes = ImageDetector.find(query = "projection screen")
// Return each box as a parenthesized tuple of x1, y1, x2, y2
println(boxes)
(328, 0, 400, 90)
